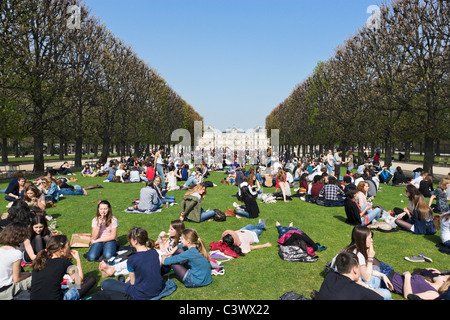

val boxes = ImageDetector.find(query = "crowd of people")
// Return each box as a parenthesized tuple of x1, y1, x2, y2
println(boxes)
(0, 147, 449, 300)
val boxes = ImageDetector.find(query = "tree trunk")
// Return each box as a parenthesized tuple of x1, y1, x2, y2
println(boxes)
(33, 134, 45, 173)
(384, 138, 392, 167)
(1, 138, 9, 164)
(74, 136, 83, 168)
(423, 135, 434, 176)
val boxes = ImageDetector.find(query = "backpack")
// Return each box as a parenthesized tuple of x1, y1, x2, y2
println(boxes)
(278, 245, 319, 263)
(213, 209, 226, 222)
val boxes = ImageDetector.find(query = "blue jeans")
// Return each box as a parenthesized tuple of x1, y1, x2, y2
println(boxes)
(326, 164, 334, 175)
(101, 278, 128, 293)
(277, 225, 303, 238)
(236, 209, 249, 218)
(240, 223, 266, 239)
(63, 287, 80, 300)
(364, 275, 392, 300)
(160, 195, 176, 204)
(184, 176, 198, 186)
(361, 203, 381, 225)
(59, 188, 84, 196)
(86, 240, 117, 261)
(156, 164, 166, 187)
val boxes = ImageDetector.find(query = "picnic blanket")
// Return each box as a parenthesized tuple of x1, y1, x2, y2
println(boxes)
(124, 207, 162, 214)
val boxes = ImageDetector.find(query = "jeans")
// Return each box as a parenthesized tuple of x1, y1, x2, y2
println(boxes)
(361, 203, 381, 225)
(184, 176, 198, 186)
(86, 240, 117, 261)
(101, 278, 128, 294)
(160, 195, 176, 204)
(324, 198, 345, 207)
(59, 188, 84, 196)
(63, 287, 80, 300)
(182, 270, 200, 288)
(240, 222, 266, 239)
(326, 164, 334, 175)
(364, 275, 392, 300)
(277, 225, 303, 238)
(156, 164, 166, 187)
(235, 209, 249, 218)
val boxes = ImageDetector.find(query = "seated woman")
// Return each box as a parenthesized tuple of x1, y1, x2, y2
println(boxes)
(344, 187, 380, 226)
(136, 180, 161, 212)
(81, 164, 97, 177)
(165, 165, 181, 190)
(418, 173, 434, 198)
(23, 215, 51, 263)
(233, 176, 260, 219)
(179, 183, 215, 223)
(392, 166, 408, 185)
(100, 227, 164, 300)
(221, 220, 271, 256)
(154, 176, 176, 205)
(181, 168, 203, 189)
(58, 161, 75, 175)
(395, 194, 435, 235)
(86, 200, 118, 262)
(354, 181, 381, 224)
(428, 178, 449, 214)
(38, 177, 60, 204)
(161, 228, 212, 288)
(23, 184, 46, 214)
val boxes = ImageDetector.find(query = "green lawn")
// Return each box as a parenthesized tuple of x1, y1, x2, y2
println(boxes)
(1, 170, 448, 300)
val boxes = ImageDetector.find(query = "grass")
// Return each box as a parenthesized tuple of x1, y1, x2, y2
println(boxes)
(1, 169, 449, 300)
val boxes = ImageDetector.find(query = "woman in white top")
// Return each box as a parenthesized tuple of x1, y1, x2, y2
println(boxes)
(0, 222, 32, 300)
(166, 165, 181, 191)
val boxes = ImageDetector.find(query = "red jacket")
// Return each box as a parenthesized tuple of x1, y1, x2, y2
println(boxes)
(209, 241, 240, 258)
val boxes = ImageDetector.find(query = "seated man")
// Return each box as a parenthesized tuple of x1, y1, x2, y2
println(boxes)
(377, 166, 392, 184)
(315, 251, 383, 300)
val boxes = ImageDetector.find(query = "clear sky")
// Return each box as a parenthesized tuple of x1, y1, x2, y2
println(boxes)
(83, 0, 386, 131)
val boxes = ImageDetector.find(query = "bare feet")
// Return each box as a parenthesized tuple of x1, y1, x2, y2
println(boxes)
(99, 261, 116, 278)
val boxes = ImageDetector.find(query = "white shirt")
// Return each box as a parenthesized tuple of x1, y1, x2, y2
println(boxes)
(0, 247, 23, 288)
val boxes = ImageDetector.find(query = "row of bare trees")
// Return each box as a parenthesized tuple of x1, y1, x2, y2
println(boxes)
(0, 0, 203, 172)
(265, 0, 449, 175)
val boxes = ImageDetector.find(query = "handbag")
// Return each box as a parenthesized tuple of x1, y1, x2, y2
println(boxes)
(213, 209, 226, 222)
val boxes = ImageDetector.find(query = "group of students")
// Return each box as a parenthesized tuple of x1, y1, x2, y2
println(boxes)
(315, 225, 450, 300)
(0, 148, 449, 300)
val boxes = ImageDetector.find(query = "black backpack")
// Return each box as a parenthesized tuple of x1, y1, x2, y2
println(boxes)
(213, 209, 226, 222)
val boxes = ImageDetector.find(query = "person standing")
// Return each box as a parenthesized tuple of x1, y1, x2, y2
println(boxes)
(154, 146, 166, 188)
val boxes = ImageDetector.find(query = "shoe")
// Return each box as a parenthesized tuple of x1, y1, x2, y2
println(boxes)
(419, 253, 432, 262)
(404, 255, 425, 262)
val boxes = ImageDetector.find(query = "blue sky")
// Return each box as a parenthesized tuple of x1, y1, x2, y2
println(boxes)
(83, 0, 386, 131)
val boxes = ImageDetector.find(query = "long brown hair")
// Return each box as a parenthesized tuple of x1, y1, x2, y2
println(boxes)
(32, 235, 68, 272)
(96, 200, 114, 227)
(414, 194, 432, 220)
(343, 226, 373, 261)
(170, 220, 185, 246)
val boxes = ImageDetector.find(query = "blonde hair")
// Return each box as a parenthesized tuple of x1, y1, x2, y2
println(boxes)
(182, 228, 210, 262)
(184, 183, 206, 200)
(438, 178, 450, 190)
